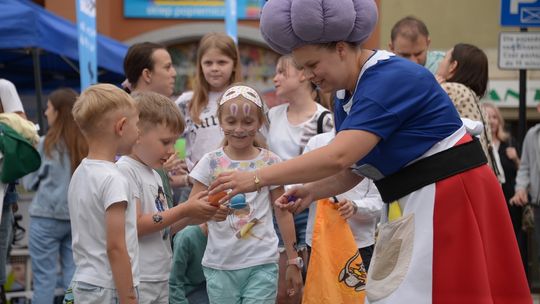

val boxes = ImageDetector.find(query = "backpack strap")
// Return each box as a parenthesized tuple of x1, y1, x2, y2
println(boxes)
(317, 111, 331, 134)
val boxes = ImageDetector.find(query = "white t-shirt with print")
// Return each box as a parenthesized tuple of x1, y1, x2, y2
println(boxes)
(117, 156, 172, 282)
(267, 103, 333, 161)
(176, 91, 224, 171)
(68, 158, 139, 287)
(304, 133, 383, 248)
(189, 148, 281, 270)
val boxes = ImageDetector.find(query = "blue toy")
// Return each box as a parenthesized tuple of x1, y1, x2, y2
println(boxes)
(229, 193, 247, 209)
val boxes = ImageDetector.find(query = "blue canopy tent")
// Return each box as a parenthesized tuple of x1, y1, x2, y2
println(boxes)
(0, 0, 128, 131)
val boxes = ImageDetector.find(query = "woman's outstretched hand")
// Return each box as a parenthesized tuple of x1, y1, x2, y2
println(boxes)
(208, 171, 257, 203)
(275, 186, 314, 215)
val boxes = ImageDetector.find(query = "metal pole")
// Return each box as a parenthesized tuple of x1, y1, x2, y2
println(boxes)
(31, 47, 45, 134)
(518, 27, 527, 149)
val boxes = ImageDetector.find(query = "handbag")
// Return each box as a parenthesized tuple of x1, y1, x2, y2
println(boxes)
(0, 122, 41, 183)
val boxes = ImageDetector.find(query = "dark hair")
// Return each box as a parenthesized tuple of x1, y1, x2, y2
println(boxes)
(446, 43, 488, 98)
(123, 42, 167, 88)
(390, 16, 429, 42)
(45, 88, 88, 172)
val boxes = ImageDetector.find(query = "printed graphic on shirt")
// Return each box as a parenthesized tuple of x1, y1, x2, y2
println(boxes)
(155, 186, 166, 212)
(154, 186, 169, 240)
(207, 149, 279, 240)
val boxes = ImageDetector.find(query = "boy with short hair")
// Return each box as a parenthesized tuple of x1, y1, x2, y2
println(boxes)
(116, 91, 218, 303)
(68, 83, 140, 303)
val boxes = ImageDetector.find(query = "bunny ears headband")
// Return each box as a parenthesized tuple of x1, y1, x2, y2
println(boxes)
(219, 85, 263, 108)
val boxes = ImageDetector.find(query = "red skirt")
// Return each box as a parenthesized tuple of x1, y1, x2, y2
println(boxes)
(366, 133, 531, 303)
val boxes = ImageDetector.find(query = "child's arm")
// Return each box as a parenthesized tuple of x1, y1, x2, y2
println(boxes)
(136, 190, 217, 237)
(170, 181, 219, 235)
(106, 201, 137, 304)
(271, 187, 303, 296)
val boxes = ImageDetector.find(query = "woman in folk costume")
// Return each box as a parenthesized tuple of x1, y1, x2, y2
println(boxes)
(209, 0, 531, 303)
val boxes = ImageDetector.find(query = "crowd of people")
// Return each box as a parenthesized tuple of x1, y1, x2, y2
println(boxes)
(0, 0, 536, 303)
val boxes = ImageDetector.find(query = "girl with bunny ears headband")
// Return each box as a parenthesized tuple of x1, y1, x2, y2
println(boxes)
(210, 0, 531, 302)
(188, 83, 303, 303)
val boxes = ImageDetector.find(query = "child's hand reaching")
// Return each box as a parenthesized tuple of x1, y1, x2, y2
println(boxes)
(183, 191, 219, 222)
(211, 205, 230, 222)
(163, 154, 187, 174)
(286, 264, 303, 297)
(337, 199, 357, 219)
(164, 155, 190, 188)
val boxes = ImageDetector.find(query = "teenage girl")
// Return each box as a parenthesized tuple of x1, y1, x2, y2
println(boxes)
(267, 54, 333, 303)
(23, 88, 87, 304)
(176, 33, 243, 173)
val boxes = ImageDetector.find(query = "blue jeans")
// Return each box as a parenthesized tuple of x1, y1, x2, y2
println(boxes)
(29, 217, 74, 304)
(0, 204, 13, 285)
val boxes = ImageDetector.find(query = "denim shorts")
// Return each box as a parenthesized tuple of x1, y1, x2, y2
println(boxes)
(274, 209, 308, 250)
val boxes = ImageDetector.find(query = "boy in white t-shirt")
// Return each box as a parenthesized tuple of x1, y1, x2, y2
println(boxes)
(68, 84, 140, 304)
(117, 92, 220, 303)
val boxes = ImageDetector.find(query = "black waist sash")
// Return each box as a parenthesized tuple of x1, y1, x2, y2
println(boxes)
(374, 139, 487, 203)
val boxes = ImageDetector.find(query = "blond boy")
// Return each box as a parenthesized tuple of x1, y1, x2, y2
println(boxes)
(68, 84, 140, 304)
(116, 92, 218, 303)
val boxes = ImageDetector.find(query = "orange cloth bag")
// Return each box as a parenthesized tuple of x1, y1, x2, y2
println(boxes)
(303, 199, 366, 304)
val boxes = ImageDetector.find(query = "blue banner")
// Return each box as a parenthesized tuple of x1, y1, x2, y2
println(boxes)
(76, 0, 97, 90)
(124, 0, 261, 19)
(225, 0, 237, 43)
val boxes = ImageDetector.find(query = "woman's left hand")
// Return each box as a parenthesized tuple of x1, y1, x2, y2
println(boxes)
(209, 171, 257, 203)
(285, 265, 303, 297)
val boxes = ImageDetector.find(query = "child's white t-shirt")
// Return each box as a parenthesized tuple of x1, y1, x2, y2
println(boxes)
(117, 156, 172, 282)
(303, 133, 383, 248)
(267, 103, 333, 161)
(68, 158, 139, 287)
(0, 79, 24, 113)
(176, 91, 224, 171)
(189, 148, 281, 270)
